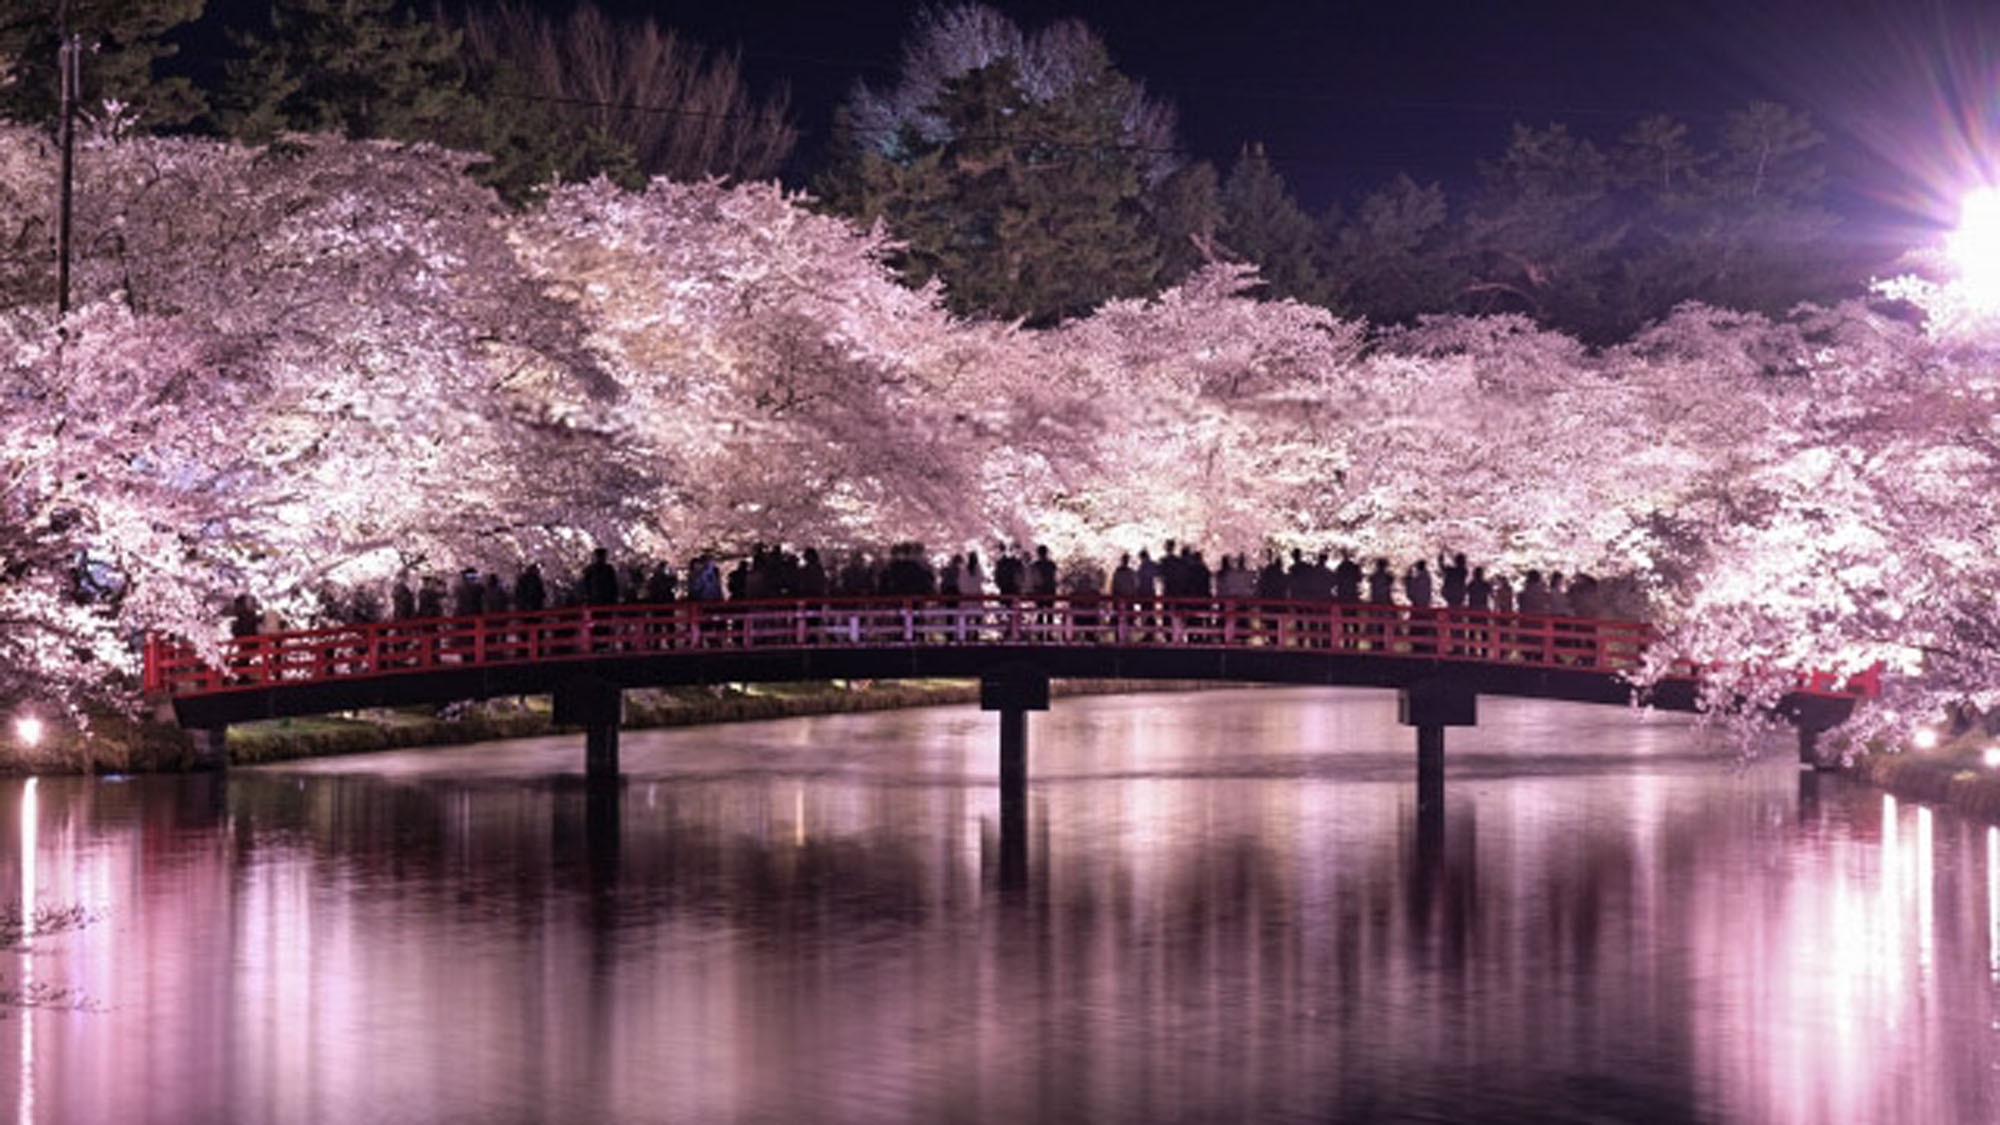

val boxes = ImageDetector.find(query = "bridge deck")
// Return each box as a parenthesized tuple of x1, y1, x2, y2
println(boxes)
(144, 597, 1878, 730)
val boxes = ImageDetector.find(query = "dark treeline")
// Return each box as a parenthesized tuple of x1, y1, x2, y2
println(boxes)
(1, 2, 1884, 341)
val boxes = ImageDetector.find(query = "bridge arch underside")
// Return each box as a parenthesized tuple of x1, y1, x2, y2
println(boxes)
(168, 644, 1851, 734)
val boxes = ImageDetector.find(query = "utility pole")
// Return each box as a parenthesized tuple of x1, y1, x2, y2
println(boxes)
(56, 13, 80, 319)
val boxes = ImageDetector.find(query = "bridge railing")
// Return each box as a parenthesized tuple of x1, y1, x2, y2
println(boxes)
(141, 595, 1874, 701)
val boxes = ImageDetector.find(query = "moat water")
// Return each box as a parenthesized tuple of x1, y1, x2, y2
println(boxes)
(5, 688, 1997, 1123)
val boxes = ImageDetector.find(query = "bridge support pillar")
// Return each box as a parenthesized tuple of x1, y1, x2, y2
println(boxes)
(1399, 681, 1476, 814)
(983, 666, 1050, 890)
(1415, 725, 1446, 812)
(189, 727, 229, 771)
(556, 676, 625, 782)
(585, 723, 619, 781)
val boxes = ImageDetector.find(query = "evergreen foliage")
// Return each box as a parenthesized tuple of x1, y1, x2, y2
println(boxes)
(1220, 143, 1324, 303)
(214, 0, 633, 203)
(819, 6, 1184, 325)
(0, 0, 207, 130)
(825, 56, 1165, 325)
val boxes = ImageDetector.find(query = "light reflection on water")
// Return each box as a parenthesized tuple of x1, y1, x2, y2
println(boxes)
(3, 687, 1998, 1123)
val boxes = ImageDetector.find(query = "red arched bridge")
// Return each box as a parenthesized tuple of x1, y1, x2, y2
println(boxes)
(145, 595, 1878, 788)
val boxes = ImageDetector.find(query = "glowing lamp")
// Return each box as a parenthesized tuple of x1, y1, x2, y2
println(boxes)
(1984, 745, 2000, 770)
(1947, 186, 2000, 306)
(1912, 726, 1940, 751)
(13, 714, 44, 749)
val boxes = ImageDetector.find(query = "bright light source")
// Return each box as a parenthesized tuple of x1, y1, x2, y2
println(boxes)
(1947, 186, 2000, 306)
(1913, 726, 1941, 751)
(13, 714, 44, 749)
(1984, 745, 2000, 770)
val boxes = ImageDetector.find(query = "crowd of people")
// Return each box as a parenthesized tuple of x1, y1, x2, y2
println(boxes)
(229, 540, 1644, 637)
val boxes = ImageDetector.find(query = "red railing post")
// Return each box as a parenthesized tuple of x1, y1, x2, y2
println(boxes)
(142, 634, 161, 695)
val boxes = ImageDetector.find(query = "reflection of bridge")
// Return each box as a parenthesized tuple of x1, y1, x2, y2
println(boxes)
(146, 596, 1877, 792)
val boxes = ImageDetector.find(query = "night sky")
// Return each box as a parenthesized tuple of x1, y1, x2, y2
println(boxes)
(581, 0, 2000, 236)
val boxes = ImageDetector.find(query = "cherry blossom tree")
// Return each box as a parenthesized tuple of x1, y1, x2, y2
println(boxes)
(0, 128, 632, 710)
(511, 175, 1007, 552)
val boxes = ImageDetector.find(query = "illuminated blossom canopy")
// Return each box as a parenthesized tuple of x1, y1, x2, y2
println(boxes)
(3, 123, 1999, 754)
(0, 127, 638, 706)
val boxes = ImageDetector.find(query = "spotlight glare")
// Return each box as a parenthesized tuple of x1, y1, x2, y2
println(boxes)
(14, 714, 44, 749)
(1947, 186, 2000, 306)
(1912, 726, 1940, 751)
(1984, 745, 2000, 770)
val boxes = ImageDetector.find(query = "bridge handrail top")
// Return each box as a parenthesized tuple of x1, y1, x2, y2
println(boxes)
(168, 595, 1666, 657)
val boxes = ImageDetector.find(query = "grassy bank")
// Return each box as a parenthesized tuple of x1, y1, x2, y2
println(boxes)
(1846, 742, 2000, 822)
(4, 679, 1215, 775)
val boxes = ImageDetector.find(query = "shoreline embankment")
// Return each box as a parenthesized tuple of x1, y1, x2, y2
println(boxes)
(1844, 746, 2000, 823)
(3, 680, 1217, 775)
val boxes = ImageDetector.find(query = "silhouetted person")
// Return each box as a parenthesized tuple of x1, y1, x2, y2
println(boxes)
(581, 548, 620, 606)
(799, 548, 828, 598)
(1134, 549, 1158, 599)
(1467, 567, 1492, 611)
(515, 564, 547, 612)
(1256, 553, 1286, 600)
(1463, 566, 1494, 656)
(1112, 553, 1138, 599)
(941, 554, 963, 603)
(690, 555, 724, 601)
(1159, 539, 1185, 598)
(836, 552, 872, 598)
(1404, 560, 1433, 608)
(230, 594, 260, 638)
(482, 572, 510, 614)
(336, 585, 377, 624)
(453, 568, 485, 617)
(1366, 559, 1394, 605)
(1183, 548, 1211, 598)
(1439, 553, 1468, 608)
(643, 563, 678, 603)
(1518, 570, 1549, 616)
(1031, 545, 1057, 599)
(416, 576, 445, 619)
(1332, 550, 1363, 603)
(994, 544, 1024, 596)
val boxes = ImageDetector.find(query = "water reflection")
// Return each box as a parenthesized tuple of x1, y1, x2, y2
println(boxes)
(1, 690, 1998, 1122)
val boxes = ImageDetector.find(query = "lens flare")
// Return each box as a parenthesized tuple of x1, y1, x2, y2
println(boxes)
(1947, 187, 2000, 305)
(13, 714, 44, 748)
